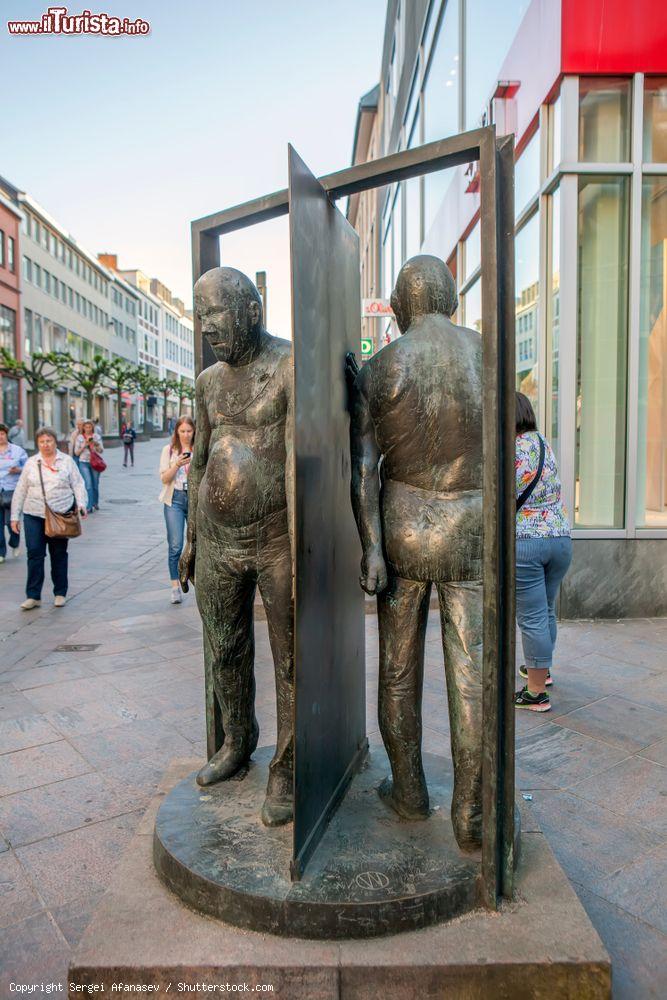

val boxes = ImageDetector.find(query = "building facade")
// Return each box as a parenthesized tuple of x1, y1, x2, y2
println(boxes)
(0, 184, 22, 425)
(350, 0, 667, 617)
(150, 278, 195, 423)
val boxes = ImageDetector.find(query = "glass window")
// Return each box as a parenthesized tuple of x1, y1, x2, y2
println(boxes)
(578, 77, 631, 162)
(392, 187, 403, 284)
(24, 308, 33, 354)
(465, 0, 530, 130)
(34, 314, 43, 351)
(23, 256, 32, 283)
(0, 305, 16, 351)
(423, 0, 458, 237)
(34, 219, 40, 244)
(515, 214, 540, 411)
(575, 176, 629, 528)
(0, 229, 4, 267)
(8, 237, 15, 272)
(42, 226, 49, 250)
(405, 174, 421, 259)
(463, 219, 481, 282)
(643, 78, 667, 163)
(383, 221, 393, 298)
(34, 263, 41, 288)
(515, 130, 540, 219)
(463, 277, 481, 333)
(548, 187, 561, 456)
(2, 375, 19, 426)
(50, 232, 56, 255)
(44, 271, 51, 294)
(637, 176, 667, 527)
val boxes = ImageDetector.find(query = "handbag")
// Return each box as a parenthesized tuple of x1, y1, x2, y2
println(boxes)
(516, 436, 546, 512)
(89, 448, 107, 473)
(37, 460, 82, 539)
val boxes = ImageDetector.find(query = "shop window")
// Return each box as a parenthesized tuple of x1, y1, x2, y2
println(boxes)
(547, 187, 561, 457)
(463, 277, 481, 334)
(515, 214, 540, 411)
(423, 0, 458, 237)
(578, 78, 631, 163)
(463, 219, 480, 283)
(465, 0, 530, 130)
(637, 176, 667, 527)
(575, 176, 629, 528)
(515, 130, 540, 220)
(643, 78, 667, 163)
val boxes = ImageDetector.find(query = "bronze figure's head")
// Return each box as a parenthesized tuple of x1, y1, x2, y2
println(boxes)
(390, 254, 458, 334)
(195, 266, 263, 365)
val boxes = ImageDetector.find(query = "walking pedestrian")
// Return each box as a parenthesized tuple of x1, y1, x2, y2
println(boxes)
(514, 392, 572, 713)
(94, 419, 103, 438)
(75, 419, 104, 512)
(122, 421, 137, 467)
(0, 422, 27, 563)
(159, 415, 195, 605)
(10, 426, 88, 609)
(8, 418, 27, 450)
(69, 419, 84, 468)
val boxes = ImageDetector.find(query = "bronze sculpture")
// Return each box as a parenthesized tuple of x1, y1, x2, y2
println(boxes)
(347, 254, 483, 851)
(179, 266, 294, 827)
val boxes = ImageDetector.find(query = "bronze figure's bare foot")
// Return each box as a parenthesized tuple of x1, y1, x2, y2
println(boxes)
(378, 776, 429, 820)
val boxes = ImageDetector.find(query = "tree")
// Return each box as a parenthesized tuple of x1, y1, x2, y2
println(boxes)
(61, 354, 113, 421)
(0, 348, 71, 441)
(130, 367, 160, 434)
(105, 358, 138, 434)
(157, 376, 182, 432)
(179, 379, 196, 418)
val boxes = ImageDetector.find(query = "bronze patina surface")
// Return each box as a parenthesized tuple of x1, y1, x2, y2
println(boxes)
(179, 266, 294, 828)
(348, 255, 484, 853)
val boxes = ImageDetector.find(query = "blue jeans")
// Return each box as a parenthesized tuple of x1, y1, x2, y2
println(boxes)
(23, 513, 68, 599)
(516, 535, 573, 670)
(164, 489, 188, 581)
(79, 461, 99, 510)
(0, 492, 20, 557)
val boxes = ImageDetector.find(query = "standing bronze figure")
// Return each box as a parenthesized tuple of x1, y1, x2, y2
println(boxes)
(179, 266, 294, 827)
(348, 255, 483, 851)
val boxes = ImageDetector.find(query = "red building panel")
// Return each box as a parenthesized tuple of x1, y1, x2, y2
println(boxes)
(562, 0, 667, 74)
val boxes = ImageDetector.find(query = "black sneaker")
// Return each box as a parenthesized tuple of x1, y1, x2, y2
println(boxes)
(519, 664, 553, 686)
(514, 686, 551, 712)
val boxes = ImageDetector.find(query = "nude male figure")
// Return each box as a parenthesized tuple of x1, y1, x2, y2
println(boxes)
(348, 255, 483, 851)
(179, 267, 293, 827)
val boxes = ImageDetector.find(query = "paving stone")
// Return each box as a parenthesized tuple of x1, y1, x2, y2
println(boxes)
(0, 851, 44, 929)
(571, 755, 667, 835)
(591, 840, 667, 935)
(44, 693, 154, 737)
(22, 675, 124, 714)
(573, 884, 667, 1000)
(68, 717, 193, 768)
(564, 651, 655, 688)
(515, 723, 629, 790)
(530, 789, 658, 889)
(0, 770, 149, 846)
(640, 738, 667, 765)
(0, 741, 92, 797)
(615, 672, 667, 713)
(0, 714, 62, 755)
(0, 686, 41, 722)
(16, 812, 140, 908)
(555, 695, 667, 752)
(0, 911, 70, 998)
(50, 888, 107, 948)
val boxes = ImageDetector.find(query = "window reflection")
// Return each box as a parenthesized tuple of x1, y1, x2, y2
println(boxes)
(643, 78, 667, 163)
(515, 215, 540, 411)
(579, 78, 631, 162)
(515, 130, 540, 219)
(575, 176, 629, 528)
(463, 277, 481, 334)
(463, 220, 480, 283)
(423, 0, 458, 237)
(637, 176, 667, 527)
(465, 0, 530, 130)
(548, 188, 561, 457)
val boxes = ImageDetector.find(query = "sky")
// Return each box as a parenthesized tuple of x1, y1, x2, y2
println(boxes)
(0, 0, 387, 338)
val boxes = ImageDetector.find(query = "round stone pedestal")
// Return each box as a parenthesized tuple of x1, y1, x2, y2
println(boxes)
(154, 745, 490, 939)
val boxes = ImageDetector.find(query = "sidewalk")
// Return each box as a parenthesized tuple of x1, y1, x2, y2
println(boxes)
(0, 437, 665, 998)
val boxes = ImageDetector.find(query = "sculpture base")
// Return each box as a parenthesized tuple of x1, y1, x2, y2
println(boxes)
(69, 756, 611, 999)
(154, 745, 491, 939)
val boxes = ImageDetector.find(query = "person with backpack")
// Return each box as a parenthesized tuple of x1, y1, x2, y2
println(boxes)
(514, 392, 572, 713)
(122, 421, 137, 468)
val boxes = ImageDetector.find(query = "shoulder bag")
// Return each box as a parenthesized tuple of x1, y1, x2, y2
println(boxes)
(89, 447, 107, 473)
(37, 460, 82, 539)
(516, 435, 546, 512)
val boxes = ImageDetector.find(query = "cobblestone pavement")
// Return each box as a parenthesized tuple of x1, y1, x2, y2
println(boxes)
(0, 437, 666, 998)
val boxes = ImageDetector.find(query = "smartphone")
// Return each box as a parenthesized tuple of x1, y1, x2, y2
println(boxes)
(182, 451, 192, 459)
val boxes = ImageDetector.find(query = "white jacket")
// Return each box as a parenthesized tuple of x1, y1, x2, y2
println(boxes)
(11, 452, 88, 519)
(158, 444, 190, 507)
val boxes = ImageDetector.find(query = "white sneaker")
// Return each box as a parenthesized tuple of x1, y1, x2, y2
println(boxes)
(0, 556, 5, 564)
(54, 596, 66, 608)
(20, 598, 41, 610)
(170, 587, 182, 605)
(11, 547, 20, 558)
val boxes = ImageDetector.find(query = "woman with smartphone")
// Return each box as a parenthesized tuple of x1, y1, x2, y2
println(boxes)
(159, 414, 195, 604)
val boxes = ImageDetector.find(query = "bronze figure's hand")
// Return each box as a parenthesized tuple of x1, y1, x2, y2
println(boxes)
(344, 351, 360, 391)
(360, 547, 388, 595)
(179, 540, 195, 592)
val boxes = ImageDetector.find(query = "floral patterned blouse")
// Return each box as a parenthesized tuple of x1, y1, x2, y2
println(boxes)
(516, 431, 570, 538)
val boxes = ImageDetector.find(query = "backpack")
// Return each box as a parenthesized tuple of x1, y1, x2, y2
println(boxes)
(123, 431, 134, 444)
